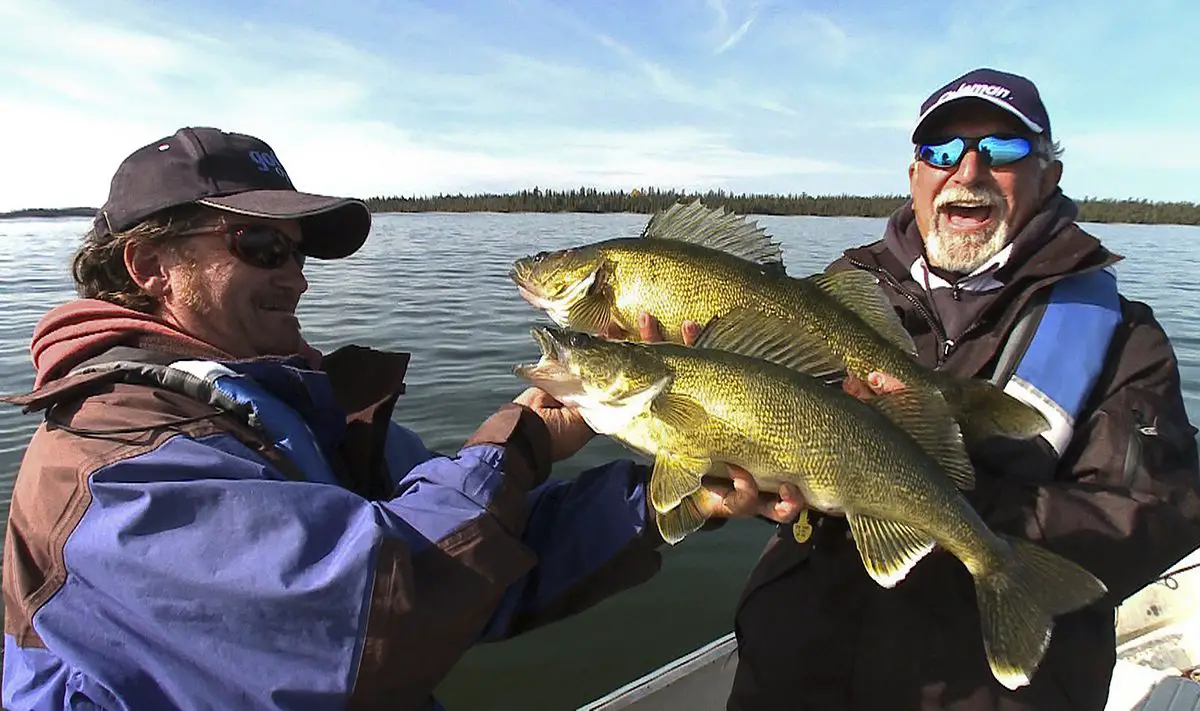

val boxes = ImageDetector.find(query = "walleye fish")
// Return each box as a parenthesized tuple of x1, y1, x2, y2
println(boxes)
(513, 308, 1107, 691)
(510, 200, 1047, 447)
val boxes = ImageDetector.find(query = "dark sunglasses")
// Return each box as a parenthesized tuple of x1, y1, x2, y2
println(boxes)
(916, 134, 1046, 169)
(177, 225, 306, 270)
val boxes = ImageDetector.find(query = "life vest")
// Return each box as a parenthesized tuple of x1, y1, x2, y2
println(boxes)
(988, 267, 1123, 457)
(68, 357, 341, 485)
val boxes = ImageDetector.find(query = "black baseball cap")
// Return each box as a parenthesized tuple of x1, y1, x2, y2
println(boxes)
(95, 127, 372, 259)
(912, 68, 1051, 144)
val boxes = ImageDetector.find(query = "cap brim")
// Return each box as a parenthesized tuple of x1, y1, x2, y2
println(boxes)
(197, 190, 372, 259)
(910, 95, 1044, 143)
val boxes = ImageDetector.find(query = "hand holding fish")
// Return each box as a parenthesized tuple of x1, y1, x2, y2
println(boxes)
(618, 310, 804, 525)
(513, 386, 596, 462)
(695, 468, 805, 523)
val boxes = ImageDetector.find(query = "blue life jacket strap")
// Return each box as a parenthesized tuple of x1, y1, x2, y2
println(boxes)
(988, 268, 1122, 456)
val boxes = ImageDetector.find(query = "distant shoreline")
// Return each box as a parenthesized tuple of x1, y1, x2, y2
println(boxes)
(3, 189, 1198, 225)
(0, 207, 98, 219)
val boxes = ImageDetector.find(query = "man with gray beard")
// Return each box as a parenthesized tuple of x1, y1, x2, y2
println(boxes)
(727, 68, 1200, 710)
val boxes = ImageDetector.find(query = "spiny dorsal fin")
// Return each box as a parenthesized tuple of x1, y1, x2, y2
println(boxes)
(642, 200, 786, 271)
(694, 307, 843, 382)
(804, 270, 917, 356)
(866, 387, 975, 490)
(847, 512, 936, 588)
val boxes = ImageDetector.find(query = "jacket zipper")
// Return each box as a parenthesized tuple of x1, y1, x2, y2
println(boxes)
(846, 257, 955, 365)
(847, 256, 1120, 368)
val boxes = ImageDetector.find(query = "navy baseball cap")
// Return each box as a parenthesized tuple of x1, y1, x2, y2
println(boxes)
(95, 127, 372, 259)
(911, 68, 1051, 144)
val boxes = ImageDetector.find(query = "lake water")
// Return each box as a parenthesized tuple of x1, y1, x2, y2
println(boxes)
(1, 212, 1198, 709)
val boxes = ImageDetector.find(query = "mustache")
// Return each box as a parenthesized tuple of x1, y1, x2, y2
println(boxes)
(934, 185, 1004, 211)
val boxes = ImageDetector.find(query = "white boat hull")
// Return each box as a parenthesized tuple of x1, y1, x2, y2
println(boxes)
(582, 549, 1200, 711)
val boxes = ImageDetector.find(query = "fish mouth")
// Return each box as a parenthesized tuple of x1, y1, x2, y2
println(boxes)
(509, 263, 552, 309)
(514, 327, 573, 382)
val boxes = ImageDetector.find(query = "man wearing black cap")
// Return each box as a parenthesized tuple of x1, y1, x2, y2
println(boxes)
(0, 127, 792, 710)
(727, 69, 1200, 709)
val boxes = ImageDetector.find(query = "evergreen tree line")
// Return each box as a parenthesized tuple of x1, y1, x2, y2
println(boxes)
(364, 187, 1200, 225)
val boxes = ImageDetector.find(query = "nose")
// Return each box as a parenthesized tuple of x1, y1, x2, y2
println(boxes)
(951, 148, 988, 186)
(274, 256, 308, 294)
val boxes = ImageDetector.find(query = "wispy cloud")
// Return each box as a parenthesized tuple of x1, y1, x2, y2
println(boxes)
(1, 0, 1196, 210)
(710, 0, 759, 55)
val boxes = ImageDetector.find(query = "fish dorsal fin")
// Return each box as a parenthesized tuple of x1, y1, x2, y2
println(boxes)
(846, 512, 936, 588)
(804, 270, 917, 357)
(642, 200, 786, 271)
(866, 388, 975, 490)
(693, 307, 843, 382)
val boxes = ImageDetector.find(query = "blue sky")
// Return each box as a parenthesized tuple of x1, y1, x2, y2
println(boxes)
(1, 0, 1196, 211)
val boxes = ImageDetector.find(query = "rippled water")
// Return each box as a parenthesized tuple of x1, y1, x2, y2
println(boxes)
(1, 213, 1197, 709)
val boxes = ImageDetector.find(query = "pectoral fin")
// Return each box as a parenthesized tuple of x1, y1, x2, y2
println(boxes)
(649, 453, 710, 514)
(846, 512, 936, 588)
(566, 289, 614, 334)
(650, 393, 709, 433)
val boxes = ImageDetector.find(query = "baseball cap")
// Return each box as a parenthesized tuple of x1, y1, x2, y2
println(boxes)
(911, 68, 1051, 144)
(95, 127, 372, 259)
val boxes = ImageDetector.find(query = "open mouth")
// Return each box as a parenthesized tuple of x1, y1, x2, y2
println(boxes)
(257, 299, 298, 315)
(938, 200, 998, 231)
(514, 327, 573, 381)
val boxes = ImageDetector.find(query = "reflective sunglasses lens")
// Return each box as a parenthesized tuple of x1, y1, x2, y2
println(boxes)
(978, 135, 1033, 166)
(232, 228, 299, 269)
(919, 138, 965, 168)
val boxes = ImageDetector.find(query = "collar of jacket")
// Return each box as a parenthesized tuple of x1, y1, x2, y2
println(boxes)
(839, 197, 1123, 377)
(3, 340, 412, 499)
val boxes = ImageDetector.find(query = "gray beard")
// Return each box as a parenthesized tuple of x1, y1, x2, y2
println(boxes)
(925, 217, 1010, 273)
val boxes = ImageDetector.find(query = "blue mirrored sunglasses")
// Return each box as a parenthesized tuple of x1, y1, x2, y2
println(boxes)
(916, 134, 1045, 169)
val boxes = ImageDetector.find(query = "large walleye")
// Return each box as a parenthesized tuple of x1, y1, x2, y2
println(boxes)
(513, 309, 1107, 691)
(510, 200, 1047, 446)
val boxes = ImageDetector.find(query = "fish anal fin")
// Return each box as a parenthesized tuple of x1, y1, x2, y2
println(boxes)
(846, 513, 936, 588)
(649, 453, 710, 514)
(694, 307, 844, 381)
(804, 270, 916, 356)
(867, 388, 975, 490)
(641, 200, 786, 269)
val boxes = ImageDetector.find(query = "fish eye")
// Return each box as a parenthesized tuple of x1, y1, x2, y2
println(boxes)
(569, 333, 591, 348)
(533, 251, 549, 262)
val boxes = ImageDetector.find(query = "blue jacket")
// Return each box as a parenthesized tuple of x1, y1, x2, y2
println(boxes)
(1, 343, 664, 711)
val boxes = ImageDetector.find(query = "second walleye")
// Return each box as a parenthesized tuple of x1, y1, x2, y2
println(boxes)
(510, 200, 1048, 446)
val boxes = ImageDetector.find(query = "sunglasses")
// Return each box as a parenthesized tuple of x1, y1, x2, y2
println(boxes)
(177, 225, 306, 270)
(915, 134, 1046, 169)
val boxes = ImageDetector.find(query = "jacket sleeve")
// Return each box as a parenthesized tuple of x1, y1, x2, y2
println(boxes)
(973, 299, 1200, 604)
(25, 402, 652, 711)
(477, 458, 664, 641)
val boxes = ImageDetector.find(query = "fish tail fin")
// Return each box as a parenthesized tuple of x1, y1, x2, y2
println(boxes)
(655, 492, 710, 545)
(974, 537, 1108, 690)
(942, 375, 1051, 444)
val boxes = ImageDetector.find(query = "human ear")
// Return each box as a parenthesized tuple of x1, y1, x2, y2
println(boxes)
(123, 240, 172, 300)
